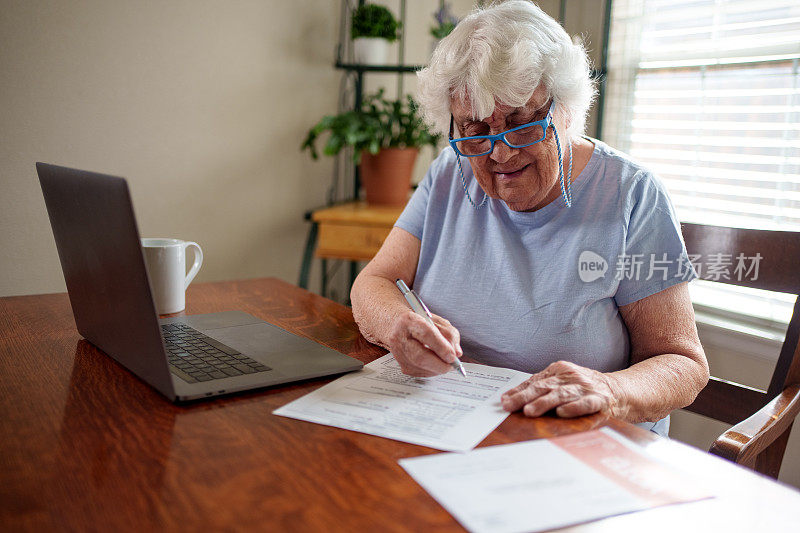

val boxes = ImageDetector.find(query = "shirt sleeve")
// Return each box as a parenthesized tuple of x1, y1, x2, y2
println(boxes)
(614, 171, 697, 307)
(393, 149, 446, 239)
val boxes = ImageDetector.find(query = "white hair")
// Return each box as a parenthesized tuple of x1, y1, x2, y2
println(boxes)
(417, 0, 596, 140)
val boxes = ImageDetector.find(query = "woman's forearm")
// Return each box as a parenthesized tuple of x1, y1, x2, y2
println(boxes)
(610, 283, 710, 423)
(351, 269, 463, 376)
(350, 227, 425, 351)
(606, 352, 709, 423)
(350, 272, 410, 350)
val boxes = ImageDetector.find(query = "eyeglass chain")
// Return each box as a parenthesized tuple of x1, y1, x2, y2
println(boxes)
(456, 153, 489, 209)
(552, 125, 573, 208)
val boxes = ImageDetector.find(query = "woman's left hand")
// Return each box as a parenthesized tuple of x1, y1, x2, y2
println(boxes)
(500, 360, 622, 418)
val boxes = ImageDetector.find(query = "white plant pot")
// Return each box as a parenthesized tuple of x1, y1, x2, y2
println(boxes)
(353, 37, 389, 65)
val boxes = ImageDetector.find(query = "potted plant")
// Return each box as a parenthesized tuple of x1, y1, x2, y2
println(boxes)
(430, 3, 459, 55)
(302, 89, 440, 206)
(351, 3, 400, 65)
(430, 3, 459, 39)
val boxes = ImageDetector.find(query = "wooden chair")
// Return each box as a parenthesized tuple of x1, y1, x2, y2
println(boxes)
(681, 223, 800, 479)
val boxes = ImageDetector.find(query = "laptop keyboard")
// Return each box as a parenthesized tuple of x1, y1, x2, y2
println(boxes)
(161, 323, 271, 383)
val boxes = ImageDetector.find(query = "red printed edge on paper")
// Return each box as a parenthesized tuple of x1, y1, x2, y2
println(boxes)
(551, 429, 712, 507)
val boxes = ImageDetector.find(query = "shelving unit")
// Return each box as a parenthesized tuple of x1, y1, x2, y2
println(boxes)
(299, 0, 613, 302)
(299, 0, 420, 302)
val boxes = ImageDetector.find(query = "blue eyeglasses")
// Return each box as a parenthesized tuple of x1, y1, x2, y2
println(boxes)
(448, 100, 555, 157)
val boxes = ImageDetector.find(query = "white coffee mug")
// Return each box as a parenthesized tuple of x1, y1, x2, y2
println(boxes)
(141, 238, 203, 314)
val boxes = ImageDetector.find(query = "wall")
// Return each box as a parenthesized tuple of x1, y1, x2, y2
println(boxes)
(0, 0, 609, 298)
(0, 0, 340, 296)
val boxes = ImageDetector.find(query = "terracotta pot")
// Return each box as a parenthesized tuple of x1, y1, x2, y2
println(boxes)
(360, 147, 418, 206)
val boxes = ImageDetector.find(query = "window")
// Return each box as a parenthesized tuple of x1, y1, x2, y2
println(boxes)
(603, 0, 800, 338)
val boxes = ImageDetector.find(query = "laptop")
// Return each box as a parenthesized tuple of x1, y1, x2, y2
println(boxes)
(36, 162, 363, 402)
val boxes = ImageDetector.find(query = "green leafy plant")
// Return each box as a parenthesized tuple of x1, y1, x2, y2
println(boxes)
(302, 89, 440, 163)
(430, 3, 458, 39)
(351, 3, 400, 41)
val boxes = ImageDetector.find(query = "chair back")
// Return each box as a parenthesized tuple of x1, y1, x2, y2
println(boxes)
(681, 223, 800, 478)
(680, 224, 800, 421)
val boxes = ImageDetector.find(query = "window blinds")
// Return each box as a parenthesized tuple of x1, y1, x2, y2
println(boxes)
(603, 0, 800, 331)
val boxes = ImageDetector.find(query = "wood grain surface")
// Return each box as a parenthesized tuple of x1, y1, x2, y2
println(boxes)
(312, 201, 403, 261)
(311, 201, 405, 226)
(1, 278, 797, 532)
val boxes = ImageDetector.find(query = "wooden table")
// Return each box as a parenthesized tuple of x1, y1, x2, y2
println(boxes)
(2, 278, 799, 531)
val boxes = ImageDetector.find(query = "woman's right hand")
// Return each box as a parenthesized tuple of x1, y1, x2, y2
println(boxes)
(386, 311, 463, 377)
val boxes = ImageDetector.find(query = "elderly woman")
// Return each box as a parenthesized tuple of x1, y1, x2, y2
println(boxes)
(350, 0, 708, 436)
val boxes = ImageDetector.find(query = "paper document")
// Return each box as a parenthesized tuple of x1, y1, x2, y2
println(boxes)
(273, 354, 530, 451)
(399, 428, 713, 533)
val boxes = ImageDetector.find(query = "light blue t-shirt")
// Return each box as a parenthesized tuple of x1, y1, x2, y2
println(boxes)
(394, 140, 696, 436)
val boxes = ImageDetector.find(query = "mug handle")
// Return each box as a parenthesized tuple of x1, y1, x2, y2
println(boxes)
(184, 241, 203, 289)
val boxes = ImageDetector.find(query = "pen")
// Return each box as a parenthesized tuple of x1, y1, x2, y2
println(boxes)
(395, 278, 467, 377)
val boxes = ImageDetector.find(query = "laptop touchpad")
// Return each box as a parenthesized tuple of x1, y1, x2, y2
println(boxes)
(205, 322, 360, 376)
(206, 322, 313, 355)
